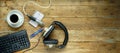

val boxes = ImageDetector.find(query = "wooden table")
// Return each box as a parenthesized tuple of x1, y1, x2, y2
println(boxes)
(0, 0, 120, 53)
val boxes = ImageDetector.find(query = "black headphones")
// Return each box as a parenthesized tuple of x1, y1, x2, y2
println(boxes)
(42, 21, 69, 49)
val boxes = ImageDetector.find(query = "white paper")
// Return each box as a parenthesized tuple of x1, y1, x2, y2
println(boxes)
(29, 20, 38, 27)
(29, 11, 44, 27)
(33, 11, 44, 21)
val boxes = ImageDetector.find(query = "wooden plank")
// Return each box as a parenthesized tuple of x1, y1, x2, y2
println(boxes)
(0, 0, 120, 18)
(116, 42, 120, 53)
(115, 32, 120, 42)
(0, 18, 120, 30)
(1, 5, 120, 18)
(28, 29, 120, 42)
(15, 42, 118, 53)
(96, 5, 120, 18)
(1, 29, 119, 42)
(2, 0, 120, 6)
(43, 0, 120, 6)
(0, 19, 120, 42)
(0, 18, 120, 42)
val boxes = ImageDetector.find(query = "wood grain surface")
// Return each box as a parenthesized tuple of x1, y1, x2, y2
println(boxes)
(0, 0, 120, 53)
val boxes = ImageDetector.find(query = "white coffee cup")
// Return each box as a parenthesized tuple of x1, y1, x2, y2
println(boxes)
(6, 10, 24, 28)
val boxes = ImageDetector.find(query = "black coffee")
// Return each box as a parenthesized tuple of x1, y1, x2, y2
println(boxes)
(10, 14, 18, 23)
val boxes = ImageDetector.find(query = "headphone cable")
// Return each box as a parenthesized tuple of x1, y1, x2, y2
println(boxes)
(23, 0, 51, 15)
(23, 33, 43, 53)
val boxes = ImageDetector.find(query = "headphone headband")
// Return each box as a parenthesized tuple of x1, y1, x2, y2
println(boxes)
(52, 21, 69, 49)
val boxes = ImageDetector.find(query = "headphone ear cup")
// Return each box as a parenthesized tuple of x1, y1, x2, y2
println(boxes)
(43, 39, 58, 44)
(43, 25, 55, 38)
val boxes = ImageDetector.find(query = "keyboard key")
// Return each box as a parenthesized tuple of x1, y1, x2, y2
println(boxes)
(0, 30, 30, 53)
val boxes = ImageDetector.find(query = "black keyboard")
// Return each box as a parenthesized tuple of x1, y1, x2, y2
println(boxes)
(0, 30, 30, 53)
